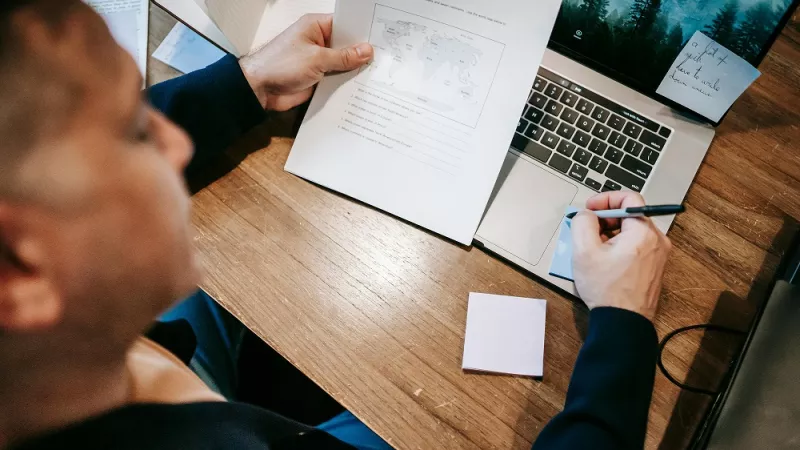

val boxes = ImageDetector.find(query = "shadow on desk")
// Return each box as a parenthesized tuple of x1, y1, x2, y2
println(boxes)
(659, 214, 799, 450)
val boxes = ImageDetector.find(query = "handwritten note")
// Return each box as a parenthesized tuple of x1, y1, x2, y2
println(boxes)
(656, 31, 760, 122)
(152, 23, 226, 74)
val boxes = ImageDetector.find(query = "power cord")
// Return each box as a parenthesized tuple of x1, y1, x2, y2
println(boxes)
(657, 324, 747, 396)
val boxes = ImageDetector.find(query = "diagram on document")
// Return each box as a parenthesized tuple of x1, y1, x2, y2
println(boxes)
(356, 4, 505, 128)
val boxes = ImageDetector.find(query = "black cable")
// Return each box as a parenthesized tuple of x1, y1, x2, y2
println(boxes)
(657, 324, 747, 396)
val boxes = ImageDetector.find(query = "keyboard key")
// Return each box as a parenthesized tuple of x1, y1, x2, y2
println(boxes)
(606, 165, 645, 192)
(545, 83, 564, 99)
(549, 153, 572, 173)
(517, 119, 529, 133)
(511, 133, 528, 151)
(525, 107, 544, 124)
(573, 149, 592, 165)
(640, 129, 667, 151)
(541, 114, 559, 131)
(588, 138, 607, 155)
(623, 122, 642, 139)
(589, 156, 608, 173)
(577, 116, 595, 132)
(585, 178, 602, 191)
(522, 140, 552, 163)
(541, 131, 561, 149)
(602, 179, 622, 192)
(591, 106, 610, 123)
(557, 123, 576, 140)
(623, 140, 644, 157)
(557, 140, 576, 157)
(572, 130, 591, 148)
(576, 98, 594, 114)
(568, 163, 588, 182)
(529, 91, 548, 109)
(525, 123, 544, 141)
(591, 124, 611, 140)
(605, 147, 624, 164)
(608, 114, 625, 131)
(533, 77, 546, 92)
(621, 155, 653, 179)
(642, 147, 660, 165)
(560, 108, 579, 125)
(658, 126, 672, 138)
(561, 91, 579, 107)
(545, 99, 564, 116)
(609, 131, 627, 148)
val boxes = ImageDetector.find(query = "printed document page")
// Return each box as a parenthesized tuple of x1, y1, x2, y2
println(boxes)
(87, 0, 149, 76)
(285, 0, 562, 244)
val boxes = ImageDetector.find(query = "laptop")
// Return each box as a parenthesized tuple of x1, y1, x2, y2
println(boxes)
(475, 0, 799, 296)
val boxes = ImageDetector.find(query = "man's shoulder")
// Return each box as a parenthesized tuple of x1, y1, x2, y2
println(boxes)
(13, 402, 350, 450)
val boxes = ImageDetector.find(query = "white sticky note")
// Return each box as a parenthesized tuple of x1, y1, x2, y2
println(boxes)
(656, 31, 761, 122)
(153, 23, 226, 74)
(462, 293, 546, 377)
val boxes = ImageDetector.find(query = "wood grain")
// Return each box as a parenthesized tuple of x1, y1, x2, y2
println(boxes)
(148, 5, 800, 449)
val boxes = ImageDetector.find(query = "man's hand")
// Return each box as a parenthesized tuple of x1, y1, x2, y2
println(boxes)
(571, 191, 672, 321)
(239, 14, 374, 112)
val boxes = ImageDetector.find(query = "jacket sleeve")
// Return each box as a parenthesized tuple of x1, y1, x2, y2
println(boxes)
(146, 54, 268, 177)
(532, 307, 658, 450)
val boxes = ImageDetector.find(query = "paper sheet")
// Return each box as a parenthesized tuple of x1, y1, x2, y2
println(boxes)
(251, 0, 336, 51)
(152, 23, 226, 74)
(87, 0, 149, 76)
(656, 31, 761, 122)
(153, 0, 238, 55)
(198, 0, 269, 55)
(549, 206, 579, 282)
(285, 0, 562, 244)
(462, 293, 547, 377)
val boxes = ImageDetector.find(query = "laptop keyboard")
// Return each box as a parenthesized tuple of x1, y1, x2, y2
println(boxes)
(512, 68, 673, 193)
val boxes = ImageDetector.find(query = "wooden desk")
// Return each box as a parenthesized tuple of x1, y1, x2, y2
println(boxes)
(148, 5, 800, 449)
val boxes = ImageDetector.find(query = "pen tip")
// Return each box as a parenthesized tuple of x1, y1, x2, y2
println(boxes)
(566, 212, 578, 219)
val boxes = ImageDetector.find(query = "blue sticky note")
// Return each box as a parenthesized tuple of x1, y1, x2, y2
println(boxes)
(549, 206, 579, 282)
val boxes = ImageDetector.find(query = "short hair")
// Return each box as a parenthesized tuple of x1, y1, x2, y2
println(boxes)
(0, 0, 80, 197)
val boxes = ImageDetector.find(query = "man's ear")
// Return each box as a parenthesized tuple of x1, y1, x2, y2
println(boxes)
(0, 205, 63, 332)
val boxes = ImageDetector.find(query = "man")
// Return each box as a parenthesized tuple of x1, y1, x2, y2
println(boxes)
(0, 1, 671, 449)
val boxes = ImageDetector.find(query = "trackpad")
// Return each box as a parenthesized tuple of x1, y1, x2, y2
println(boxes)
(477, 154, 578, 266)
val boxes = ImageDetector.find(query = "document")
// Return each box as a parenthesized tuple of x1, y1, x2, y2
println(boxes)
(656, 31, 761, 122)
(285, 0, 562, 244)
(153, 23, 226, 74)
(87, 0, 149, 76)
(462, 293, 547, 377)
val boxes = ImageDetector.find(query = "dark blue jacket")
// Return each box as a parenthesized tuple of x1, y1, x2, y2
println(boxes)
(16, 55, 659, 450)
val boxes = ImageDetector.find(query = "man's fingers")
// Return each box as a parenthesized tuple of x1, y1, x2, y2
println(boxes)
(585, 191, 646, 231)
(571, 211, 603, 255)
(585, 191, 646, 211)
(318, 44, 374, 73)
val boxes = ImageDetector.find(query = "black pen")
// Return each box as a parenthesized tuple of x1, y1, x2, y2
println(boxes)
(565, 204, 685, 220)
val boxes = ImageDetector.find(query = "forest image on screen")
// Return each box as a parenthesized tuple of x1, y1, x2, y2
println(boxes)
(552, 0, 793, 90)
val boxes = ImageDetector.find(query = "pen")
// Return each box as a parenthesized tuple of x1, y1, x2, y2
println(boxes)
(565, 204, 685, 220)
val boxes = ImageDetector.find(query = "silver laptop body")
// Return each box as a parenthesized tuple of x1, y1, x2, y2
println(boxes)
(475, 49, 715, 296)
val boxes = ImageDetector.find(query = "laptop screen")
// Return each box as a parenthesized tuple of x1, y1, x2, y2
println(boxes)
(548, 0, 798, 125)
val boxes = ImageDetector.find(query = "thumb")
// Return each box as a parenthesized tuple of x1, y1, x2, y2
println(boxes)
(318, 43, 374, 73)
(570, 211, 603, 255)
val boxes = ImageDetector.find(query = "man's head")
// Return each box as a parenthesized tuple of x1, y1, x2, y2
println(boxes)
(0, 1, 198, 357)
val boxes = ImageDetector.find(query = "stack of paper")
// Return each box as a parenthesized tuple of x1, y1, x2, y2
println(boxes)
(462, 293, 547, 377)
